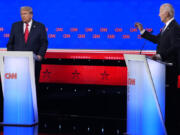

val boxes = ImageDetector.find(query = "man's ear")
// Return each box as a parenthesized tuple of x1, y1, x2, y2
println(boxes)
(166, 12, 171, 18)
(30, 13, 33, 18)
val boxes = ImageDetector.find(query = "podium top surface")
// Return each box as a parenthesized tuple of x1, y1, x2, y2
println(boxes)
(124, 54, 173, 66)
(124, 54, 146, 61)
(124, 54, 146, 66)
(0, 51, 33, 57)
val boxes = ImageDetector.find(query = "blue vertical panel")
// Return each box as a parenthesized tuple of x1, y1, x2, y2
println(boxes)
(4, 126, 38, 135)
(3, 57, 34, 125)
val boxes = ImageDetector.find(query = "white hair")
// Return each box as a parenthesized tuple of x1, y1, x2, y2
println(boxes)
(161, 3, 174, 18)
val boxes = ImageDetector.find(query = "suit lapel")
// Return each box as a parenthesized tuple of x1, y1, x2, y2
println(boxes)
(20, 22, 26, 44)
(162, 20, 175, 35)
(20, 22, 24, 35)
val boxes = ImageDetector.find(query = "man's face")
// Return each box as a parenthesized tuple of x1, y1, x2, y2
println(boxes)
(21, 10, 33, 23)
(159, 6, 168, 23)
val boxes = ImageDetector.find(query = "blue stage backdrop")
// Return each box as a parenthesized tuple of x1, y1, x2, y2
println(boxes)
(0, 0, 180, 50)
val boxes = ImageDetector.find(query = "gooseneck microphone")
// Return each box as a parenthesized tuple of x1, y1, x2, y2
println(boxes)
(140, 40, 146, 55)
(139, 30, 153, 55)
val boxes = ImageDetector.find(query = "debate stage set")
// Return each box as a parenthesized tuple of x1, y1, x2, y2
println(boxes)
(1, 0, 180, 135)
(0, 49, 170, 135)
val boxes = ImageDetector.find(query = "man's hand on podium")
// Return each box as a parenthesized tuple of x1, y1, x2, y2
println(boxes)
(151, 54, 162, 60)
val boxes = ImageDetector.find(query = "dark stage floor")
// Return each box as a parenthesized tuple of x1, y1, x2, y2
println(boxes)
(0, 84, 127, 135)
(0, 113, 126, 135)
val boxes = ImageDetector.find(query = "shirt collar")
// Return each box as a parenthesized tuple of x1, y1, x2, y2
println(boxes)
(24, 19, 33, 26)
(165, 17, 174, 28)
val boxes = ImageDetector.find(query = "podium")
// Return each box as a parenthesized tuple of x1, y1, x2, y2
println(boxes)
(0, 51, 38, 126)
(124, 54, 167, 135)
(3, 126, 38, 135)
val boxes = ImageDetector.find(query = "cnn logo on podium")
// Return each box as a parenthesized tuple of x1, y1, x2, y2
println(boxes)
(5, 73, 17, 79)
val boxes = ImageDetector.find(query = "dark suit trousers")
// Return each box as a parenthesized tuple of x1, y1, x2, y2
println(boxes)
(165, 65, 180, 134)
(35, 61, 41, 98)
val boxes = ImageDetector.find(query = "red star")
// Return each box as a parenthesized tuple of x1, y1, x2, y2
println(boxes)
(72, 70, 80, 79)
(43, 69, 51, 78)
(101, 70, 109, 80)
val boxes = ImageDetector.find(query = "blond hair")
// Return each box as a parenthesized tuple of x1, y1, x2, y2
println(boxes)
(20, 6, 33, 14)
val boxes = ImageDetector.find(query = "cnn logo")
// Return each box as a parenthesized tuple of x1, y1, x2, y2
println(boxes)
(5, 73, 17, 79)
(128, 78, 136, 85)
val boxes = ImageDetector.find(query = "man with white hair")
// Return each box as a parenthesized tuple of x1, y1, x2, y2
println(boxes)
(7, 6, 48, 92)
(135, 3, 180, 134)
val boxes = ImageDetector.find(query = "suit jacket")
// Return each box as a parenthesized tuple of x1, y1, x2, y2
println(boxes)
(7, 20, 48, 58)
(142, 20, 180, 72)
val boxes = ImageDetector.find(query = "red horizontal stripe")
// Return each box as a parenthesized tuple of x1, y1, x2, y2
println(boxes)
(40, 65, 127, 86)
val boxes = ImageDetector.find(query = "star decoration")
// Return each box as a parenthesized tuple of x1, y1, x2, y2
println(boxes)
(72, 69, 80, 79)
(43, 69, 51, 79)
(101, 70, 109, 80)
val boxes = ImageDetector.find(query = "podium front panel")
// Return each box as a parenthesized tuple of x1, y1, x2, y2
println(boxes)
(127, 59, 165, 135)
(3, 125, 38, 135)
(3, 56, 34, 125)
(147, 58, 166, 120)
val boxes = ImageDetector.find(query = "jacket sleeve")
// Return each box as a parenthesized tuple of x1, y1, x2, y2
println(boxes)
(6, 23, 15, 51)
(37, 24, 48, 58)
(141, 31, 160, 44)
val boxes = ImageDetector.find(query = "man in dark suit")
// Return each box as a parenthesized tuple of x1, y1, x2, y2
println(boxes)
(135, 3, 180, 134)
(7, 6, 48, 89)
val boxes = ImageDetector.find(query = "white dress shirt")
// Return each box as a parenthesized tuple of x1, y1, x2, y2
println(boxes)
(23, 19, 32, 33)
(163, 17, 174, 32)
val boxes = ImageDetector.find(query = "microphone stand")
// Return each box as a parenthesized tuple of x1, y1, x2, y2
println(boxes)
(140, 40, 146, 55)
(139, 30, 153, 55)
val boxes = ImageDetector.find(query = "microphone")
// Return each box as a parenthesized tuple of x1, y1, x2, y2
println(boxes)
(139, 30, 153, 55)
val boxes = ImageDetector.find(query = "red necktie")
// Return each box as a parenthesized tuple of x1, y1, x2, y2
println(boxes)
(24, 23, 29, 43)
